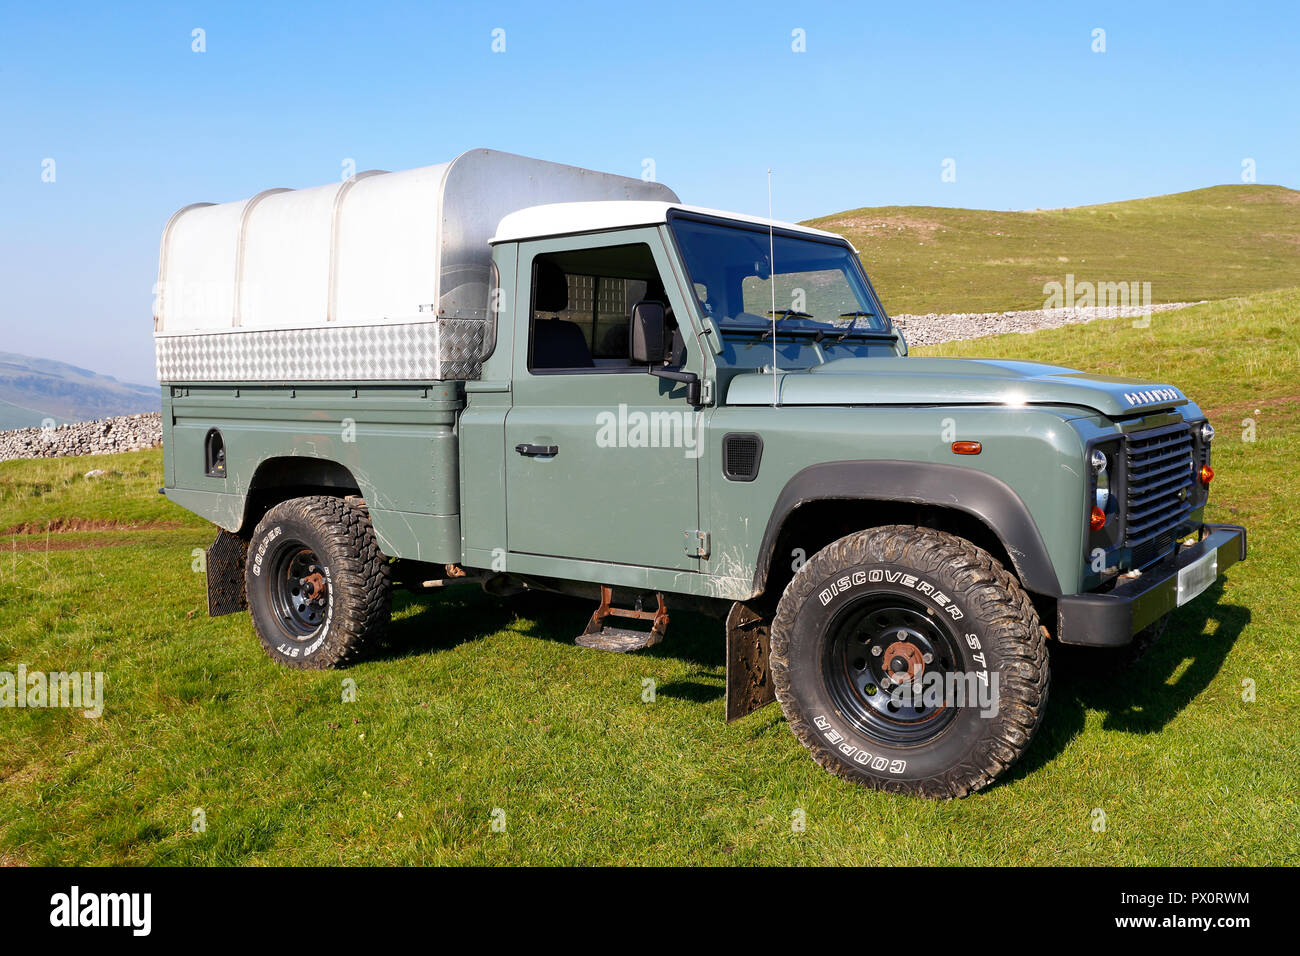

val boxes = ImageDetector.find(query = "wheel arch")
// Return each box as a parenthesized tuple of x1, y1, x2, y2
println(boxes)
(753, 460, 1064, 605)
(236, 455, 363, 535)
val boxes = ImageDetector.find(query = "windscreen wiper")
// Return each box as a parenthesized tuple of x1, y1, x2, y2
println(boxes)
(834, 310, 894, 342)
(762, 309, 814, 339)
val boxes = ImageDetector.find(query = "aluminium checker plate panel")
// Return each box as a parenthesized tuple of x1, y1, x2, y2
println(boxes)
(155, 319, 487, 383)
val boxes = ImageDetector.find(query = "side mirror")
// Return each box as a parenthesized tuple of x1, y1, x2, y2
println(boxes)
(629, 300, 666, 364)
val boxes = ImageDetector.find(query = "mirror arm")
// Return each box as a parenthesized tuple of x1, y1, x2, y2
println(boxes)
(649, 367, 701, 406)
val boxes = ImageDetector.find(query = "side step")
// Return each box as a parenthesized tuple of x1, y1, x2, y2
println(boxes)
(575, 585, 669, 653)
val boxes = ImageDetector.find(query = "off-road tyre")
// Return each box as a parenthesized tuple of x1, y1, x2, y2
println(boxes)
(770, 525, 1049, 799)
(245, 495, 392, 669)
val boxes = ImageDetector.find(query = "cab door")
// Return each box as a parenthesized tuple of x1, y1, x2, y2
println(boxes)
(504, 229, 701, 572)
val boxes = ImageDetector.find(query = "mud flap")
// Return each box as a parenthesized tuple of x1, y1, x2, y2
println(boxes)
(206, 529, 249, 617)
(725, 601, 776, 722)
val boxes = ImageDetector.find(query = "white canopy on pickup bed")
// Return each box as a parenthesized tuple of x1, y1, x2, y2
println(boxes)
(154, 149, 676, 382)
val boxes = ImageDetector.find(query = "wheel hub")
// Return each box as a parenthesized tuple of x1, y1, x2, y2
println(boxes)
(883, 638, 925, 683)
(268, 544, 330, 638)
(300, 571, 326, 601)
(824, 593, 961, 744)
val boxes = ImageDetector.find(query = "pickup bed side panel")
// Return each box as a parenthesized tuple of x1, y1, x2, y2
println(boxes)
(164, 381, 464, 563)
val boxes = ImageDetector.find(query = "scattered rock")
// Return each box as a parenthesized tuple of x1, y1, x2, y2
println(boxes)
(893, 302, 1202, 346)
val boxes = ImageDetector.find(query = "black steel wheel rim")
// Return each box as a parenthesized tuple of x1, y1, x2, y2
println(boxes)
(267, 539, 329, 639)
(822, 591, 962, 745)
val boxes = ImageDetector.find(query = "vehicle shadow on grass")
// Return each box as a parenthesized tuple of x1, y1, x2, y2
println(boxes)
(375, 585, 732, 700)
(364, 586, 543, 662)
(641, 610, 727, 703)
(506, 592, 728, 681)
(1007, 580, 1250, 783)
(513, 592, 731, 704)
(371, 585, 724, 671)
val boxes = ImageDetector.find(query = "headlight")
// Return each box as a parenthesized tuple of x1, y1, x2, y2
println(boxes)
(1090, 448, 1110, 511)
(1095, 471, 1110, 511)
(1199, 421, 1215, 444)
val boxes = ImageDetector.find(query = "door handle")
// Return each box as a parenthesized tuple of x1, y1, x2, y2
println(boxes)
(515, 443, 559, 457)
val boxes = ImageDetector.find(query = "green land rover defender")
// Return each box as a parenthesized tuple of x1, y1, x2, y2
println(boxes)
(155, 149, 1246, 797)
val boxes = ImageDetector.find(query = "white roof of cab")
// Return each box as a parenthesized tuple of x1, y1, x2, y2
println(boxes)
(491, 201, 854, 249)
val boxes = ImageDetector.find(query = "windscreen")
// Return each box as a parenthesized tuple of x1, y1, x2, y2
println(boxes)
(669, 215, 889, 337)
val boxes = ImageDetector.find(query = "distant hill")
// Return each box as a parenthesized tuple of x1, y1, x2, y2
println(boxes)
(0, 352, 157, 430)
(0, 397, 58, 429)
(804, 184, 1300, 315)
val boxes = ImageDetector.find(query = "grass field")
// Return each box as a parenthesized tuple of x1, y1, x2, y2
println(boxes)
(808, 185, 1300, 315)
(1, 290, 1297, 866)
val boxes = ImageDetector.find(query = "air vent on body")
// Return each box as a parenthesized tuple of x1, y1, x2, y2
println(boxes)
(722, 433, 763, 482)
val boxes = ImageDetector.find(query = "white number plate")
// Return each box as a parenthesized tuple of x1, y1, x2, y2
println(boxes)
(1176, 550, 1218, 606)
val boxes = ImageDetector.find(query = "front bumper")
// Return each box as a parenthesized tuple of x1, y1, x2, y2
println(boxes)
(1055, 523, 1247, 647)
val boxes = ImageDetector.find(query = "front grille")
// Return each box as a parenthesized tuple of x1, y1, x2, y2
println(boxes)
(1124, 422, 1194, 566)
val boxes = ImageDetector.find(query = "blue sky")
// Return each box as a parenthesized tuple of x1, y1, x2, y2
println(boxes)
(2, 0, 1296, 385)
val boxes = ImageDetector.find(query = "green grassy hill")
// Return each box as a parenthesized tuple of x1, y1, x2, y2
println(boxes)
(805, 184, 1300, 315)
(0, 289, 1295, 865)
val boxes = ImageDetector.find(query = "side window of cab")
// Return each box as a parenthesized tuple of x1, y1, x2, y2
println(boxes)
(528, 243, 686, 372)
